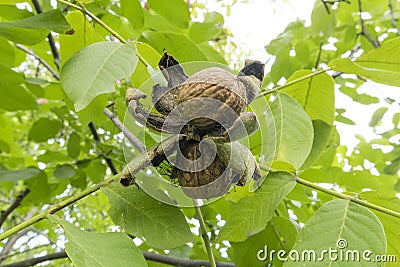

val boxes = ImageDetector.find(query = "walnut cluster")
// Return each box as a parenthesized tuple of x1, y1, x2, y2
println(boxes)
(126, 51, 264, 199)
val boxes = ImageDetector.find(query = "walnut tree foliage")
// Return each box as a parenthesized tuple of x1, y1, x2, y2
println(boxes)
(0, 0, 399, 266)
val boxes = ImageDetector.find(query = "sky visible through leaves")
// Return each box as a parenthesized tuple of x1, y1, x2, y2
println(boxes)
(206, 0, 400, 158)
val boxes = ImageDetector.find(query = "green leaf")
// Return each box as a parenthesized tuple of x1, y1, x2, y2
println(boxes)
(143, 11, 179, 32)
(147, 0, 190, 29)
(268, 92, 314, 169)
(198, 43, 227, 64)
(284, 200, 386, 266)
(0, 5, 32, 21)
(360, 192, 400, 260)
(217, 172, 296, 242)
(37, 150, 72, 164)
(357, 37, 400, 72)
(301, 120, 333, 170)
(232, 217, 298, 267)
(335, 108, 356, 125)
(0, 36, 15, 67)
(142, 31, 208, 62)
(0, 65, 37, 111)
(67, 132, 81, 158)
(59, 11, 103, 65)
(82, 159, 106, 184)
(369, 107, 388, 127)
(131, 42, 160, 88)
(24, 170, 49, 204)
(28, 117, 62, 142)
(283, 70, 335, 125)
(60, 42, 138, 111)
(329, 38, 400, 86)
(0, 9, 71, 45)
(189, 22, 221, 43)
(392, 113, 400, 127)
(384, 157, 400, 175)
(103, 182, 193, 249)
(0, 0, 26, 4)
(53, 164, 76, 180)
(1, 9, 71, 32)
(0, 167, 41, 182)
(120, 0, 143, 30)
(310, 0, 336, 36)
(50, 216, 147, 267)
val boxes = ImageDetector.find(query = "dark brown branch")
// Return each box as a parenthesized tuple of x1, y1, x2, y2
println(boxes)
(357, 0, 380, 47)
(0, 189, 30, 228)
(103, 108, 147, 153)
(0, 250, 235, 267)
(1, 251, 67, 267)
(388, 0, 400, 36)
(31, 0, 60, 70)
(15, 44, 60, 80)
(88, 122, 118, 175)
(314, 42, 323, 69)
(321, 0, 350, 14)
(142, 251, 235, 267)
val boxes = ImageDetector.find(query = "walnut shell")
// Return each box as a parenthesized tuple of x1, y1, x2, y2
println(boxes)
(177, 67, 246, 128)
(171, 140, 241, 199)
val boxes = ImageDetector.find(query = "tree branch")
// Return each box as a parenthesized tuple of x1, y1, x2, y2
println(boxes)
(0, 189, 30, 228)
(194, 200, 216, 267)
(0, 135, 182, 241)
(0, 251, 67, 267)
(295, 176, 400, 218)
(15, 44, 60, 80)
(320, 0, 350, 14)
(256, 69, 329, 98)
(258, 166, 400, 218)
(31, 0, 60, 69)
(357, 0, 380, 47)
(0, 174, 117, 241)
(0, 250, 235, 267)
(103, 108, 146, 153)
(143, 251, 234, 267)
(88, 122, 119, 175)
(0, 228, 31, 264)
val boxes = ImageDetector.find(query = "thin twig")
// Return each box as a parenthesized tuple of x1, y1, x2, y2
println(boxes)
(321, 0, 350, 14)
(103, 108, 146, 153)
(0, 250, 235, 267)
(0, 189, 30, 228)
(295, 176, 400, 218)
(143, 251, 234, 267)
(56, 0, 150, 67)
(0, 251, 67, 267)
(314, 42, 323, 69)
(31, 0, 60, 69)
(0, 228, 31, 264)
(258, 165, 400, 218)
(0, 136, 177, 241)
(357, 0, 380, 47)
(15, 44, 60, 80)
(388, 0, 400, 36)
(194, 200, 216, 267)
(256, 69, 329, 98)
(0, 174, 117, 241)
(88, 122, 118, 175)
(0, 243, 54, 261)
